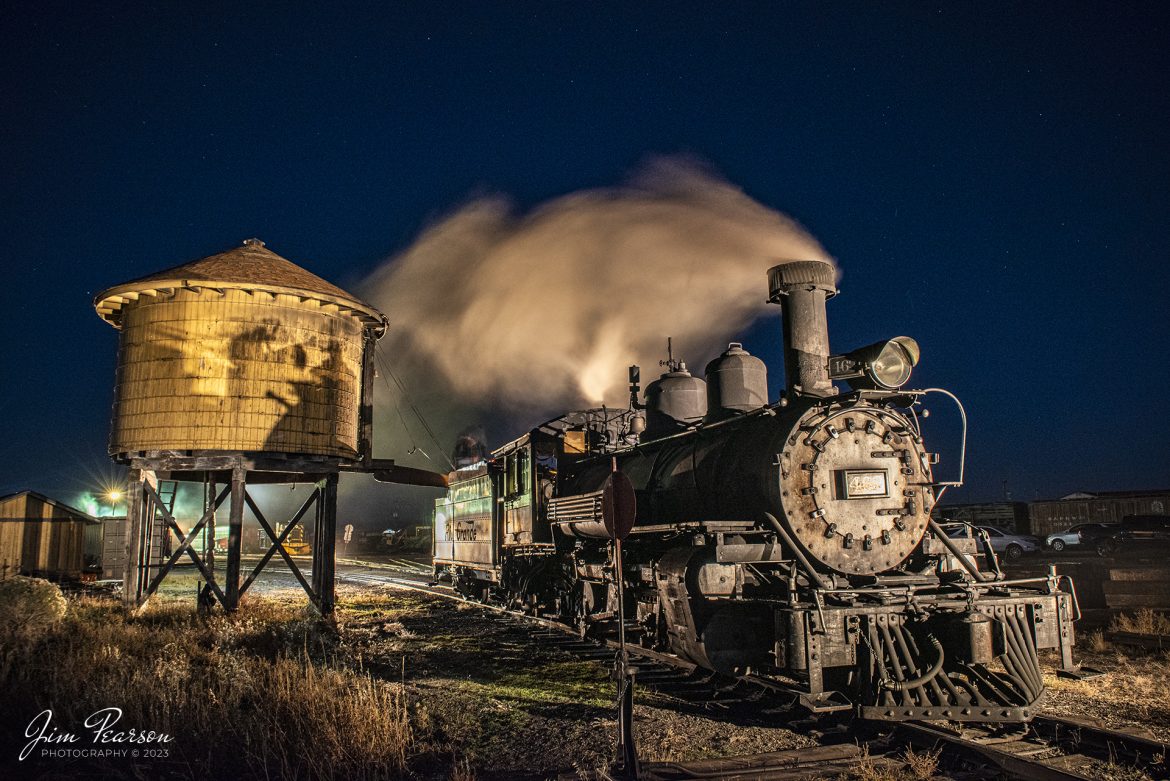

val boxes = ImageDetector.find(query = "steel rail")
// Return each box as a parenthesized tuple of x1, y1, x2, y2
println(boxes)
(891, 720, 1096, 781)
(1031, 714, 1169, 775)
(889, 714, 1169, 781)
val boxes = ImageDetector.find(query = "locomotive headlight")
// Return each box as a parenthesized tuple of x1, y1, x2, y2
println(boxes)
(869, 337, 920, 388)
(828, 336, 920, 390)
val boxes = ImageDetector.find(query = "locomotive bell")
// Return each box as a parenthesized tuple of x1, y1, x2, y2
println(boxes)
(628, 414, 647, 435)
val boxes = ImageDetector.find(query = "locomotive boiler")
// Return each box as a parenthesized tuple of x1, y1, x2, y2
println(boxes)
(433, 259, 1081, 722)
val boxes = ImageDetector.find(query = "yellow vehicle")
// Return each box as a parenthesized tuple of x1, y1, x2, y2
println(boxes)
(277, 523, 311, 556)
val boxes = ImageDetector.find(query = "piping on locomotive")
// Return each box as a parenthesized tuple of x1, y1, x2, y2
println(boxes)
(432, 259, 1081, 722)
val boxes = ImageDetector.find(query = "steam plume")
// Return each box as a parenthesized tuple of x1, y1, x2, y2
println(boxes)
(362, 157, 831, 460)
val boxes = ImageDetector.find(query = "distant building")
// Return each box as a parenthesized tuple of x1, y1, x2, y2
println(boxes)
(1028, 489, 1170, 536)
(0, 491, 99, 581)
(933, 502, 1030, 534)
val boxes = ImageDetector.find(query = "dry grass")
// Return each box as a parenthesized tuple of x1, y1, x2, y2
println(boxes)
(0, 593, 413, 780)
(448, 756, 477, 781)
(1042, 608, 1170, 741)
(1111, 608, 1170, 636)
(1043, 647, 1170, 741)
(837, 744, 939, 781)
(900, 746, 941, 779)
(1089, 630, 1110, 652)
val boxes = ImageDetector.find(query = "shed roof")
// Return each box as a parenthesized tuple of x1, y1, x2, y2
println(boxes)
(94, 238, 387, 331)
(0, 491, 99, 524)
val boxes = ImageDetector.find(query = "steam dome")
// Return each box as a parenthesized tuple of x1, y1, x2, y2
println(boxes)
(704, 343, 768, 422)
(94, 239, 387, 460)
(644, 364, 706, 438)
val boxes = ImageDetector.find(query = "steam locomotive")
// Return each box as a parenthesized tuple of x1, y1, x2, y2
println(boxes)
(433, 259, 1080, 722)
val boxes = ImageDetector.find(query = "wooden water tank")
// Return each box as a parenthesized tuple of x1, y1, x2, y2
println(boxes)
(95, 239, 387, 460)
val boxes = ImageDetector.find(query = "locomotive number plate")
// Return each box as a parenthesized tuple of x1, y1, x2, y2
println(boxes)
(836, 469, 889, 499)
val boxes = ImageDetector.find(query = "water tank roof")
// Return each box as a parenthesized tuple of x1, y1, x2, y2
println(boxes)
(94, 238, 386, 331)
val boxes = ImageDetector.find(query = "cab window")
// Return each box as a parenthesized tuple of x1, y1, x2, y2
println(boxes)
(504, 448, 531, 498)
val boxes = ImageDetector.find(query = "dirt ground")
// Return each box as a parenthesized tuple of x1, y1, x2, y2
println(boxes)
(36, 565, 1166, 780)
(334, 584, 818, 780)
(333, 581, 1170, 780)
(1040, 645, 1170, 742)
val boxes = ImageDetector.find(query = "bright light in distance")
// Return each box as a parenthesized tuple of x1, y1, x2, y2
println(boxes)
(106, 489, 123, 502)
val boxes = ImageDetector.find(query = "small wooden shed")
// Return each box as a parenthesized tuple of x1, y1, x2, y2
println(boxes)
(0, 491, 99, 580)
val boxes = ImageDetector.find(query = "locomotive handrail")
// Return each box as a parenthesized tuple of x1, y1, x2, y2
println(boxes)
(920, 388, 967, 488)
(1061, 576, 1082, 622)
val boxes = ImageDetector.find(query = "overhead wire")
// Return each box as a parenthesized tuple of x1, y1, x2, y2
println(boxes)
(373, 350, 431, 462)
(374, 346, 455, 472)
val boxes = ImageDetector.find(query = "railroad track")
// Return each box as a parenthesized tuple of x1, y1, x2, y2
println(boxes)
(338, 567, 1168, 780)
(1106, 630, 1170, 651)
(891, 717, 1168, 781)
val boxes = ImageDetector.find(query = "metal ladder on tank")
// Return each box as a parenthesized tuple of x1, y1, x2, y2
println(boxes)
(150, 480, 179, 561)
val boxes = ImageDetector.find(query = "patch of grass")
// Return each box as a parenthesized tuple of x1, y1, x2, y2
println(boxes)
(1081, 626, 1109, 654)
(1112, 608, 1170, 636)
(1089, 629, 1109, 652)
(838, 745, 902, 781)
(1044, 648, 1170, 739)
(900, 746, 941, 780)
(0, 591, 412, 780)
(340, 590, 432, 619)
(449, 756, 477, 781)
(151, 569, 209, 599)
(469, 660, 611, 710)
(829, 745, 940, 781)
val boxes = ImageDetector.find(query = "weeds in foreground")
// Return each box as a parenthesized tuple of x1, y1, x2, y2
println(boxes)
(448, 756, 477, 781)
(901, 746, 941, 779)
(1112, 608, 1170, 636)
(1089, 630, 1109, 652)
(0, 593, 412, 780)
(1044, 638, 1170, 733)
(841, 744, 940, 781)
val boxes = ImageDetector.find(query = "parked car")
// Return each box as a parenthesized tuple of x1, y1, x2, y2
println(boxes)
(1095, 515, 1170, 556)
(940, 524, 1041, 561)
(1045, 523, 1118, 552)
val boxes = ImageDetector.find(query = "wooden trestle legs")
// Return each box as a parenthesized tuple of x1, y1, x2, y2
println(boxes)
(121, 458, 341, 616)
(310, 473, 338, 617)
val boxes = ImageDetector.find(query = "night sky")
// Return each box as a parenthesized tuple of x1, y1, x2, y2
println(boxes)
(2, 2, 1167, 517)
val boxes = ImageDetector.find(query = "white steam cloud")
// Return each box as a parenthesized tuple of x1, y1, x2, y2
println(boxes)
(362, 157, 831, 458)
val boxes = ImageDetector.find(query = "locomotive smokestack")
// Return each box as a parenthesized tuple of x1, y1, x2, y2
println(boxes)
(767, 260, 838, 397)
